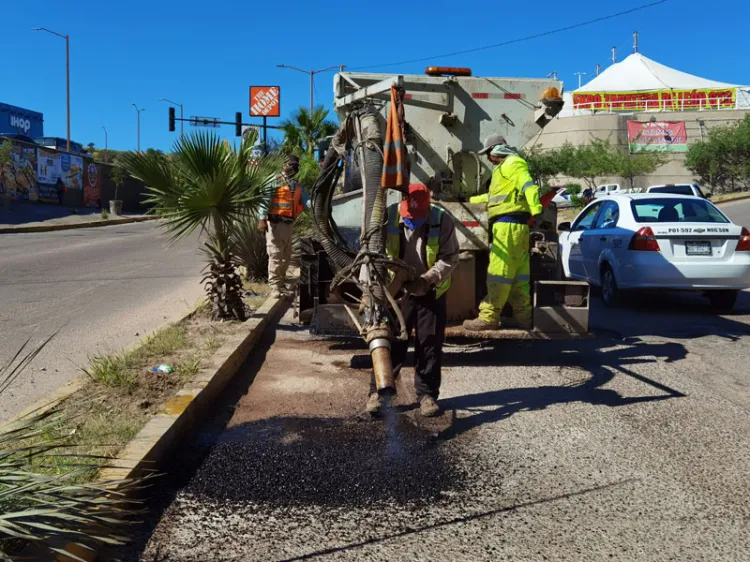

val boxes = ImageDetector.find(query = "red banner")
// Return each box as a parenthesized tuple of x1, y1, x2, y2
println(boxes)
(627, 121, 688, 152)
(83, 162, 101, 208)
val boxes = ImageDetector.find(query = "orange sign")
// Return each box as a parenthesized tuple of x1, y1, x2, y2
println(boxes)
(250, 86, 281, 117)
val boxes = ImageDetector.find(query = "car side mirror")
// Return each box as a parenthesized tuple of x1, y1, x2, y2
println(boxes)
(705, 192, 713, 199)
(558, 221, 572, 232)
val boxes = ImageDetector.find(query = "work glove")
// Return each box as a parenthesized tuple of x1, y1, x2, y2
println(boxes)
(258, 219, 268, 233)
(404, 276, 431, 297)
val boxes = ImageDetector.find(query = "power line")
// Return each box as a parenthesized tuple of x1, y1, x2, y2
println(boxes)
(351, 0, 669, 71)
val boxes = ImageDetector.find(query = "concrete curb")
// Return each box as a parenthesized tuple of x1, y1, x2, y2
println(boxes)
(0, 214, 159, 234)
(716, 194, 750, 206)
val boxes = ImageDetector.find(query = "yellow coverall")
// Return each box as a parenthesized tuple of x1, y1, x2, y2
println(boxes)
(469, 155, 543, 326)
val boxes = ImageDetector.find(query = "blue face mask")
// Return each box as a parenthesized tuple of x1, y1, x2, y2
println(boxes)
(403, 217, 426, 230)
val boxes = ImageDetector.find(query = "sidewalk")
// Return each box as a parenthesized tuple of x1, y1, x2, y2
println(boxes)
(0, 201, 156, 233)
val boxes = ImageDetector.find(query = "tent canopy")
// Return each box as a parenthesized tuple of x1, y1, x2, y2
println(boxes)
(574, 53, 737, 93)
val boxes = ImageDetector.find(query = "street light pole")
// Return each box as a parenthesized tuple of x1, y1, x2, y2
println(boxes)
(32, 27, 71, 153)
(158, 98, 184, 137)
(131, 104, 145, 151)
(102, 126, 108, 161)
(276, 64, 345, 115)
(574, 72, 587, 89)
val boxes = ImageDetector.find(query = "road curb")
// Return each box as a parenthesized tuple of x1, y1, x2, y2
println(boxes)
(716, 194, 750, 206)
(54, 293, 290, 562)
(0, 214, 159, 234)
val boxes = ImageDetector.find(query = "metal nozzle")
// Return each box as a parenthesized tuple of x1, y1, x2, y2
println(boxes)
(369, 338, 395, 396)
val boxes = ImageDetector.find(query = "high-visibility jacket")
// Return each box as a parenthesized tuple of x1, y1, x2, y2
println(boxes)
(385, 203, 452, 299)
(269, 178, 304, 219)
(469, 155, 543, 219)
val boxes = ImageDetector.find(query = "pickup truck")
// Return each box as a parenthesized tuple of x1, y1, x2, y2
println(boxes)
(647, 183, 710, 199)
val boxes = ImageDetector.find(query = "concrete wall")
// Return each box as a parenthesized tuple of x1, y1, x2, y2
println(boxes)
(531, 109, 750, 189)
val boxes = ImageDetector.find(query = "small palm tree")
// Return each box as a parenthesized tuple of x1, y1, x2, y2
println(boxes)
(281, 106, 337, 155)
(121, 131, 283, 321)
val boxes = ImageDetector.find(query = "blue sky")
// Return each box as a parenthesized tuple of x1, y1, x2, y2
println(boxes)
(3, 0, 748, 152)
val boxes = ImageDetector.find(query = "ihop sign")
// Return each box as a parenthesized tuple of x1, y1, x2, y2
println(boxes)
(0, 102, 44, 138)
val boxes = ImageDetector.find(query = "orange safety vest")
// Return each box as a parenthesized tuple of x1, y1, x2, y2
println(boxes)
(269, 178, 303, 219)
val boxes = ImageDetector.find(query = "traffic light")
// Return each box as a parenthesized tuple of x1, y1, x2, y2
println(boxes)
(235, 112, 242, 137)
(168, 107, 175, 132)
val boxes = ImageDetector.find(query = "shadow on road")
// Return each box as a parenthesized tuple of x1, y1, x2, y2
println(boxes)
(589, 290, 750, 340)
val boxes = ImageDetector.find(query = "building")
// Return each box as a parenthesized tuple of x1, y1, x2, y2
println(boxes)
(34, 137, 85, 156)
(532, 53, 750, 188)
(0, 102, 44, 139)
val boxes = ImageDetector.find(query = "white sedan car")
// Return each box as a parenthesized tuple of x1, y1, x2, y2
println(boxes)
(558, 194, 750, 310)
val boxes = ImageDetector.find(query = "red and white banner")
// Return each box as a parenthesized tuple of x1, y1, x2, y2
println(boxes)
(627, 120, 688, 153)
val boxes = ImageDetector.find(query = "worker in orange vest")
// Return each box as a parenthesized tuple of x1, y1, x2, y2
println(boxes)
(258, 154, 310, 298)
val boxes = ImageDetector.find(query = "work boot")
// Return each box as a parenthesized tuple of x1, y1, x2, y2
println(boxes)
(419, 395, 441, 418)
(462, 317, 499, 332)
(365, 393, 383, 416)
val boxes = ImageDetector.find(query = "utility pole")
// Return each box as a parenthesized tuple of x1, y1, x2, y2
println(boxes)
(276, 64, 345, 115)
(32, 28, 71, 153)
(574, 72, 587, 89)
(633, 31, 639, 53)
(547, 71, 558, 80)
(131, 104, 145, 151)
(612, 46, 617, 64)
(102, 126, 108, 162)
(158, 98, 184, 137)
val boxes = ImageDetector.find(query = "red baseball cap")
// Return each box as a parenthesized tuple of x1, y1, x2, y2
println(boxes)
(399, 184, 430, 220)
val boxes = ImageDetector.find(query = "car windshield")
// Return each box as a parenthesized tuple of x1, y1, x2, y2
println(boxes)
(650, 185, 704, 197)
(630, 198, 729, 223)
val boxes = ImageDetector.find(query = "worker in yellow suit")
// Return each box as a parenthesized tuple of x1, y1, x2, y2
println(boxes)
(463, 135, 543, 331)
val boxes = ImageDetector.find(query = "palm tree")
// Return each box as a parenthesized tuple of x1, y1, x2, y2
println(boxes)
(1, 337, 142, 560)
(280, 106, 338, 155)
(120, 131, 283, 321)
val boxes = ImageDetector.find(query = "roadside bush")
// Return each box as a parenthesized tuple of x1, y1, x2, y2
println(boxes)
(233, 215, 269, 282)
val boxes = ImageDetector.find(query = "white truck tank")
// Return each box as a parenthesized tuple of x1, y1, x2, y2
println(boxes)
(331, 70, 564, 251)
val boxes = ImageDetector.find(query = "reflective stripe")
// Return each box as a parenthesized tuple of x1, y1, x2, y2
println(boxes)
(383, 139, 404, 150)
(520, 181, 536, 194)
(489, 194, 507, 204)
(515, 274, 530, 282)
(487, 273, 513, 285)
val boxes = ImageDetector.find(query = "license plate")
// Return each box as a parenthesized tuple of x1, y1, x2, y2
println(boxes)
(686, 241, 712, 256)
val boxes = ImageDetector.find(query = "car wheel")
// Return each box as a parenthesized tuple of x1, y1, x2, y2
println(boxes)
(600, 264, 621, 308)
(707, 290, 738, 312)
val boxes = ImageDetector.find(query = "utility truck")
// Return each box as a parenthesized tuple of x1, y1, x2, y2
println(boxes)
(299, 68, 590, 339)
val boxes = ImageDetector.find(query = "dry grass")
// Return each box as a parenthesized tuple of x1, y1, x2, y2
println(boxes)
(30, 310, 246, 482)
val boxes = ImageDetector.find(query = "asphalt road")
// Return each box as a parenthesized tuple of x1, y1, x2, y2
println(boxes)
(0, 222, 205, 420)
(115, 198, 750, 562)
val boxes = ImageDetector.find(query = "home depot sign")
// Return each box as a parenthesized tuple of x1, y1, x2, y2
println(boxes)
(249, 86, 281, 117)
(573, 88, 736, 112)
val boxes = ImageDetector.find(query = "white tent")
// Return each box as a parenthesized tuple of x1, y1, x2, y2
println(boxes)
(559, 53, 749, 116)
(577, 53, 736, 92)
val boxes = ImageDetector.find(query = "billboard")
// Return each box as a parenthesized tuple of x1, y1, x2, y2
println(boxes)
(60, 153, 83, 190)
(38, 148, 62, 184)
(250, 86, 280, 117)
(573, 88, 736, 112)
(627, 121, 688, 153)
(0, 143, 37, 199)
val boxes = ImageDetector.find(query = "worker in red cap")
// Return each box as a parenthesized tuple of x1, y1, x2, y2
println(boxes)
(366, 184, 459, 418)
